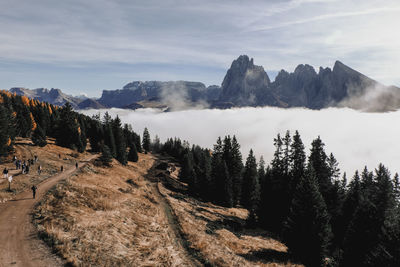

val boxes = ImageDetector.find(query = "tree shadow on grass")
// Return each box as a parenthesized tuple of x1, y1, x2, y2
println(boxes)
(238, 249, 299, 265)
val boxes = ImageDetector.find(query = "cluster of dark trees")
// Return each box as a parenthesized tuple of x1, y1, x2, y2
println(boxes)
(0, 91, 141, 165)
(159, 131, 400, 267)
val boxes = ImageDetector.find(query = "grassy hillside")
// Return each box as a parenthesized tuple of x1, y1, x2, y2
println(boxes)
(33, 150, 303, 266)
(34, 154, 193, 266)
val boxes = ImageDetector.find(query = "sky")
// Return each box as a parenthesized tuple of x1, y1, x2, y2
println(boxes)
(1, 0, 399, 97)
(82, 107, 400, 178)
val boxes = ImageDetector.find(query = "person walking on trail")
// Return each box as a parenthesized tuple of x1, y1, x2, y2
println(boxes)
(37, 165, 42, 175)
(76, 162, 78, 169)
(25, 165, 30, 174)
(3, 168, 8, 179)
(61, 165, 64, 172)
(31, 185, 37, 199)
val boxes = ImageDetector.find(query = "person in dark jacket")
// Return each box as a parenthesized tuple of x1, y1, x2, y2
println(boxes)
(31, 185, 37, 199)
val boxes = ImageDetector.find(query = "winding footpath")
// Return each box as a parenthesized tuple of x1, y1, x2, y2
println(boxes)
(0, 154, 97, 267)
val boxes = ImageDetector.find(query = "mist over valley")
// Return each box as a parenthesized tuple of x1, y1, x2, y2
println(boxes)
(81, 106, 400, 177)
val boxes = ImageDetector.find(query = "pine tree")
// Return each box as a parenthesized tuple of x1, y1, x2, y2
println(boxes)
(104, 123, 116, 157)
(258, 156, 266, 181)
(290, 130, 306, 188)
(335, 171, 361, 253)
(242, 149, 260, 225)
(31, 124, 47, 147)
(309, 136, 331, 199)
(211, 137, 224, 204)
(100, 145, 113, 166)
(112, 116, 127, 165)
(54, 102, 82, 151)
(152, 135, 161, 153)
(284, 166, 332, 267)
(267, 133, 291, 232)
(180, 152, 194, 184)
(15, 100, 33, 138)
(142, 127, 151, 153)
(127, 143, 138, 162)
(230, 136, 243, 206)
(342, 164, 397, 266)
(197, 150, 212, 200)
(0, 105, 14, 160)
(222, 161, 234, 207)
(88, 118, 103, 152)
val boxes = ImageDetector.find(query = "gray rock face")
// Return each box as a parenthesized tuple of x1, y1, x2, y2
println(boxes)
(216, 55, 396, 110)
(98, 81, 220, 109)
(219, 55, 271, 106)
(77, 98, 105, 109)
(9, 87, 82, 108)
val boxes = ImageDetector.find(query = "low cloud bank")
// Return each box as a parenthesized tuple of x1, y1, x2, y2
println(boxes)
(81, 107, 400, 177)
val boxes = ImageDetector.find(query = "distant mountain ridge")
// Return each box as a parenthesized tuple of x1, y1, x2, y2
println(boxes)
(8, 55, 400, 112)
(214, 55, 398, 111)
(9, 87, 84, 109)
(98, 81, 221, 110)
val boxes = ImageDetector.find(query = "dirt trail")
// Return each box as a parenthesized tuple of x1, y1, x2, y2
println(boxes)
(145, 158, 208, 267)
(0, 154, 97, 267)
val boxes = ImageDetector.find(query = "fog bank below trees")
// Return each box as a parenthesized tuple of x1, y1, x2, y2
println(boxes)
(81, 107, 400, 176)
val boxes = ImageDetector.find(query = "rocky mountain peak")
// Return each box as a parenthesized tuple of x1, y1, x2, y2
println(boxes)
(219, 55, 270, 105)
(294, 64, 317, 76)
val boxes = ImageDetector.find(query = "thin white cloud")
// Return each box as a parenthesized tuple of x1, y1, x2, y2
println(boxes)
(0, 0, 399, 92)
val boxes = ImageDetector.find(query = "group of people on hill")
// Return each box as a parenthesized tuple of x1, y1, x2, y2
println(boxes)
(14, 155, 40, 175)
(4, 154, 80, 199)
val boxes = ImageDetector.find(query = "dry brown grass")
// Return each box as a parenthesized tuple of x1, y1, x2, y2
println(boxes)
(34, 154, 193, 267)
(158, 170, 303, 267)
(0, 137, 90, 202)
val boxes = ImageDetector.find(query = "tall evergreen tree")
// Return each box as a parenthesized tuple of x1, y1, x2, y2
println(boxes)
(142, 127, 151, 152)
(54, 102, 82, 150)
(231, 135, 243, 206)
(290, 130, 306, 188)
(211, 137, 224, 204)
(112, 116, 127, 165)
(31, 124, 47, 147)
(100, 145, 113, 166)
(180, 152, 194, 184)
(284, 166, 332, 267)
(0, 105, 14, 160)
(127, 143, 138, 162)
(222, 161, 234, 208)
(342, 164, 397, 266)
(242, 149, 260, 225)
(104, 123, 116, 157)
(309, 136, 331, 199)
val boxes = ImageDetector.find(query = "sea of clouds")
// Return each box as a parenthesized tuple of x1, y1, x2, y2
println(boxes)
(81, 107, 400, 178)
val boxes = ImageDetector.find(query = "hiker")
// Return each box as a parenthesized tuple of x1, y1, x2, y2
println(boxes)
(37, 165, 42, 175)
(16, 160, 21, 170)
(3, 168, 8, 179)
(25, 165, 30, 174)
(31, 185, 37, 199)
(61, 165, 63, 172)
(12, 155, 17, 162)
(34, 155, 38, 162)
(76, 162, 78, 169)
